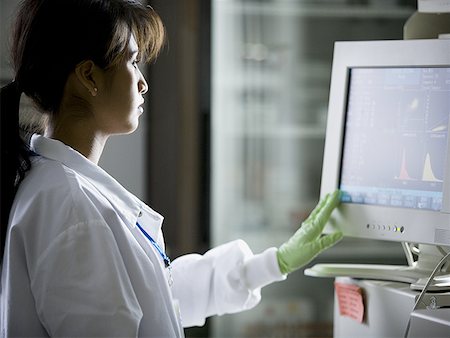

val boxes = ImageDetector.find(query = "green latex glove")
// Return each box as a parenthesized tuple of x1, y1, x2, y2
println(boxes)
(277, 190, 343, 275)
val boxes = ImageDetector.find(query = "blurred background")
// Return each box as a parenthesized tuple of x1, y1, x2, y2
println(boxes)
(1, 0, 417, 337)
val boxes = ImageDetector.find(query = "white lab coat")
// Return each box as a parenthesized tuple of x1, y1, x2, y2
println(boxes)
(1, 135, 285, 337)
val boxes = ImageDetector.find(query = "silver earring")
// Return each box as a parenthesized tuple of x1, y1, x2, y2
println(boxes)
(92, 87, 98, 96)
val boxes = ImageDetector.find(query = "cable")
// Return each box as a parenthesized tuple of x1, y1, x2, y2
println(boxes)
(403, 250, 450, 338)
(436, 246, 448, 257)
(410, 244, 420, 257)
(402, 242, 416, 267)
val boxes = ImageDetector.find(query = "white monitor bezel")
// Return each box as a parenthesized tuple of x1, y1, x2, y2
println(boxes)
(321, 39, 450, 246)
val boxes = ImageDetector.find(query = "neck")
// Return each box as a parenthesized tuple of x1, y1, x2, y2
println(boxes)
(45, 118, 108, 165)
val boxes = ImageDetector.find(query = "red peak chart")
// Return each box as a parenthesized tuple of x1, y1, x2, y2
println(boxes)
(397, 150, 443, 182)
(340, 67, 450, 211)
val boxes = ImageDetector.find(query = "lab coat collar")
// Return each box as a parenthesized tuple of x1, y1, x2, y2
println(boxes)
(30, 134, 164, 239)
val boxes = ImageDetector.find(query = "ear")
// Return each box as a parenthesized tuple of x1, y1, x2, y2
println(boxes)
(74, 60, 99, 97)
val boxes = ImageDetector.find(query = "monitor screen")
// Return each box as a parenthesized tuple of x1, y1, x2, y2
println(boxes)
(340, 67, 450, 212)
(320, 39, 450, 246)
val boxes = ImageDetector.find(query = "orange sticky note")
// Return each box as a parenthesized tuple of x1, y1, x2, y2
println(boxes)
(334, 281, 364, 323)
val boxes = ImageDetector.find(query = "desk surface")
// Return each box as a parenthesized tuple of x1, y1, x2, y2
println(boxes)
(409, 308, 450, 338)
(333, 278, 450, 338)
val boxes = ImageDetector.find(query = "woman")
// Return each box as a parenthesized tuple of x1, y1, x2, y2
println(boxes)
(0, 0, 342, 336)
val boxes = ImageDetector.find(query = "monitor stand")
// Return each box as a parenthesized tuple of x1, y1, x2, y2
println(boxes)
(304, 243, 450, 291)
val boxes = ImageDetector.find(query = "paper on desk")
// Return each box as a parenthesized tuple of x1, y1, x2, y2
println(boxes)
(334, 281, 365, 323)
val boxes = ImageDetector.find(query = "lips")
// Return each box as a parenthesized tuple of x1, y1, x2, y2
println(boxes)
(138, 101, 145, 114)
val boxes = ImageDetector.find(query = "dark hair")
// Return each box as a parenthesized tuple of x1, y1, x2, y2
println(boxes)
(0, 0, 165, 261)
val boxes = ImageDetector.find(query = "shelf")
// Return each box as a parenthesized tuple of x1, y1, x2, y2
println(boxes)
(225, 124, 326, 139)
(218, 70, 331, 90)
(219, 2, 415, 20)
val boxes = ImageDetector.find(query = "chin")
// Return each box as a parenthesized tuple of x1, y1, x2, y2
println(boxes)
(124, 123, 139, 135)
(114, 120, 139, 135)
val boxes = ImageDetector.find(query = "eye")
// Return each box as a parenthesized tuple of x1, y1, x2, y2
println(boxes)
(131, 55, 141, 68)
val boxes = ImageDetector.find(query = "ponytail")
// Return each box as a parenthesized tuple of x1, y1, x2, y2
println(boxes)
(1, 81, 31, 262)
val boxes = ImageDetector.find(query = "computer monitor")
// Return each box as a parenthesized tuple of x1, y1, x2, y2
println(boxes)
(306, 39, 450, 289)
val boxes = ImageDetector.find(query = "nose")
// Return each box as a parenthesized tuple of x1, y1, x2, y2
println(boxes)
(138, 69, 148, 95)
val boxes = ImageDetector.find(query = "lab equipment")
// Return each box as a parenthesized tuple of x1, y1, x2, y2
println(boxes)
(277, 191, 343, 274)
(305, 39, 450, 289)
(404, 0, 450, 39)
(333, 277, 450, 338)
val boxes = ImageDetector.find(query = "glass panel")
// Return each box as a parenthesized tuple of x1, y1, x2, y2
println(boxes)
(211, 1, 415, 336)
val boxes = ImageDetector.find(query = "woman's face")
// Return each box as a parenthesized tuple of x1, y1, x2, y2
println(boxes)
(94, 35, 148, 135)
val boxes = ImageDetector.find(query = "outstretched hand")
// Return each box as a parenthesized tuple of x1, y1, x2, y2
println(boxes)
(276, 190, 343, 275)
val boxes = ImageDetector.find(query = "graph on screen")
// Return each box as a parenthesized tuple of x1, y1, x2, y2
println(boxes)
(397, 150, 443, 182)
(340, 67, 450, 210)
